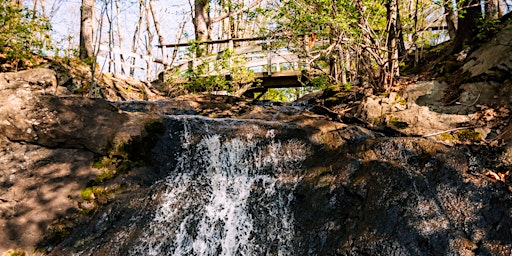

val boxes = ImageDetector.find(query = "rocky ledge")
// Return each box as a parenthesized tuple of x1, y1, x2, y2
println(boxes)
(0, 65, 511, 255)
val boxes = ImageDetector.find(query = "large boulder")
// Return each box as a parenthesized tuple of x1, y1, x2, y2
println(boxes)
(0, 69, 129, 154)
(0, 69, 150, 253)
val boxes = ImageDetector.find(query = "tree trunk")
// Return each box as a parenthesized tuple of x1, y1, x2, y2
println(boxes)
(144, 0, 153, 80)
(193, 0, 211, 56)
(396, 4, 406, 58)
(353, 0, 389, 90)
(80, 0, 95, 60)
(149, 0, 168, 69)
(115, 0, 126, 75)
(452, 0, 481, 52)
(485, 0, 502, 20)
(130, 1, 144, 76)
(444, 0, 457, 40)
(385, 0, 399, 91)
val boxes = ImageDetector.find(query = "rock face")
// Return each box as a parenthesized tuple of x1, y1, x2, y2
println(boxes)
(0, 70, 118, 252)
(0, 68, 130, 154)
(43, 113, 512, 256)
(0, 65, 511, 255)
(0, 70, 162, 253)
(295, 137, 512, 255)
(461, 23, 512, 81)
(0, 139, 99, 253)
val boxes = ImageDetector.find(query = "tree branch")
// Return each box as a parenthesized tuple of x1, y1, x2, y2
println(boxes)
(211, 0, 263, 24)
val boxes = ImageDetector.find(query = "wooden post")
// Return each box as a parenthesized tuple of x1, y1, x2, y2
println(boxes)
(267, 39, 272, 76)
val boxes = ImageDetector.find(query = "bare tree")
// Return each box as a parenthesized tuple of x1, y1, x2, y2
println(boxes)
(149, 0, 168, 69)
(144, 0, 154, 79)
(115, 0, 126, 74)
(385, 0, 399, 90)
(130, 0, 144, 76)
(193, 0, 211, 56)
(80, 0, 95, 60)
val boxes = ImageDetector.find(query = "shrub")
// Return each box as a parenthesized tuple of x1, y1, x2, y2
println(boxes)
(0, 2, 51, 71)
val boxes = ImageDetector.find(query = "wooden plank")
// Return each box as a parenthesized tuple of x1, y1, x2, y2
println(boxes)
(254, 70, 302, 78)
(158, 36, 268, 48)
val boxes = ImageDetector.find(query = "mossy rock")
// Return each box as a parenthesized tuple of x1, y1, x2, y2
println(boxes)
(389, 118, 409, 129)
(440, 129, 482, 143)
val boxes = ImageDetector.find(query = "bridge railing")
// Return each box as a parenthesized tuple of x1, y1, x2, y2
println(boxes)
(163, 38, 308, 80)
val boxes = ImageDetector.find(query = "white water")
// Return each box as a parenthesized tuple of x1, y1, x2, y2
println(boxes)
(132, 117, 309, 255)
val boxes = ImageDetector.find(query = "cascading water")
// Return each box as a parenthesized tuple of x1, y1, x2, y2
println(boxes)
(131, 116, 310, 255)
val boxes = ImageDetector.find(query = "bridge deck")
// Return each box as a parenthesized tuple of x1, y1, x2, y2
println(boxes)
(254, 70, 307, 87)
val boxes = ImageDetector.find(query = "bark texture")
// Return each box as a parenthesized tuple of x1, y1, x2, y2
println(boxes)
(79, 0, 95, 60)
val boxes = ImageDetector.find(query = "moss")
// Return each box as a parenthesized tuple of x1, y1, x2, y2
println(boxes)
(371, 116, 385, 125)
(440, 129, 482, 142)
(74, 86, 85, 94)
(116, 160, 132, 174)
(326, 97, 338, 102)
(80, 187, 93, 201)
(80, 186, 107, 201)
(440, 133, 456, 141)
(91, 119, 165, 180)
(334, 92, 345, 98)
(393, 94, 407, 106)
(389, 118, 409, 129)
(442, 60, 462, 74)
(92, 156, 116, 169)
(456, 129, 482, 142)
(94, 169, 114, 184)
(82, 118, 166, 206)
(80, 186, 114, 206)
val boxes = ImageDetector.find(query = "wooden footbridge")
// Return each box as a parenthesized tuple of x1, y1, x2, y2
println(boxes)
(157, 37, 326, 98)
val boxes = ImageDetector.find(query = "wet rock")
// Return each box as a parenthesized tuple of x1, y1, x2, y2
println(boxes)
(46, 117, 512, 256)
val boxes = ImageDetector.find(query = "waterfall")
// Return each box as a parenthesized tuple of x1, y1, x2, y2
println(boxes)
(131, 116, 310, 255)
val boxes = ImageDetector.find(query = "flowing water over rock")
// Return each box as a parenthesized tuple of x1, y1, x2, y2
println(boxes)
(49, 115, 317, 255)
(47, 113, 512, 256)
(131, 116, 309, 255)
